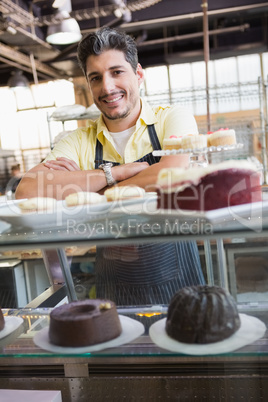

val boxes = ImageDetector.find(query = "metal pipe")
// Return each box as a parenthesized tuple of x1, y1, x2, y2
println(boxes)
(202, 0, 211, 132)
(137, 24, 250, 47)
(103, 2, 268, 32)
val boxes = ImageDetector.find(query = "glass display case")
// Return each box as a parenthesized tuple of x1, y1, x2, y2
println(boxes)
(0, 196, 268, 401)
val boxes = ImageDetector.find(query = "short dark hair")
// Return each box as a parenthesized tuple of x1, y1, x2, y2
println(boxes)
(77, 27, 138, 77)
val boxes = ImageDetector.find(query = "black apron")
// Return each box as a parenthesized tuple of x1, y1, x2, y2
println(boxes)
(94, 125, 205, 306)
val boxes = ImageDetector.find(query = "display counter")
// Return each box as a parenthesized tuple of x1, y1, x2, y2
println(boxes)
(0, 198, 268, 400)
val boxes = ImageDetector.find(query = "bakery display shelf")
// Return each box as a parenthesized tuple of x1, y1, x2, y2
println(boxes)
(0, 200, 268, 249)
(152, 143, 244, 156)
(0, 306, 268, 359)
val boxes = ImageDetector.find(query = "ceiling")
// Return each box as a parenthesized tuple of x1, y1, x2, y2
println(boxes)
(0, 0, 268, 87)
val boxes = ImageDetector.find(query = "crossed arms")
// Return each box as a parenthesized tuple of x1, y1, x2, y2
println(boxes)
(15, 154, 189, 200)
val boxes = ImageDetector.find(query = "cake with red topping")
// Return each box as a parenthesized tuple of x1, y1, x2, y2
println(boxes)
(207, 128, 236, 147)
(163, 135, 182, 150)
(49, 299, 122, 347)
(163, 134, 207, 150)
(156, 160, 261, 211)
(181, 134, 207, 150)
(166, 285, 241, 344)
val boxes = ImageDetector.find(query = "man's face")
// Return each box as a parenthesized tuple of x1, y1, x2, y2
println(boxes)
(85, 49, 144, 125)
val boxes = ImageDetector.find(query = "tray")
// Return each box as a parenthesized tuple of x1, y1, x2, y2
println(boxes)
(153, 143, 244, 157)
(0, 194, 157, 229)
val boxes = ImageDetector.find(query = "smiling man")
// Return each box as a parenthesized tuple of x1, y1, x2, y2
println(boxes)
(16, 28, 198, 199)
(16, 27, 205, 305)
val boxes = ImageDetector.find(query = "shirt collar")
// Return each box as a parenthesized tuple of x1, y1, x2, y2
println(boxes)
(139, 98, 157, 126)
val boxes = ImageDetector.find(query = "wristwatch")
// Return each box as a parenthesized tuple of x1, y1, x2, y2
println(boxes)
(98, 163, 117, 186)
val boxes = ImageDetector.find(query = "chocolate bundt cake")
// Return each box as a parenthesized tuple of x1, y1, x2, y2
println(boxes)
(166, 285, 241, 344)
(0, 308, 4, 331)
(49, 299, 122, 347)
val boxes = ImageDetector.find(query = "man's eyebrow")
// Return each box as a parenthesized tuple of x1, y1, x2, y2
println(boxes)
(87, 65, 125, 80)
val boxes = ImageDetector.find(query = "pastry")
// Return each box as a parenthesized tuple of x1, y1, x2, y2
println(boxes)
(18, 197, 57, 213)
(156, 160, 262, 211)
(104, 185, 145, 202)
(65, 191, 104, 206)
(181, 134, 207, 150)
(163, 136, 182, 150)
(166, 285, 241, 344)
(49, 299, 122, 347)
(207, 128, 236, 147)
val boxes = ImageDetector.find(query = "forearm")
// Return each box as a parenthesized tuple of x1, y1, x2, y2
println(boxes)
(117, 154, 189, 191)
(15, 164, 108, 200)
(15, 160, 150, 200)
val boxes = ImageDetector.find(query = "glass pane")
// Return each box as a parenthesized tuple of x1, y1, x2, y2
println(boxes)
(237, 54, 261, 82)
(214, 57, 238, 84)
(169, 64, 192, 89)
(144, 66, 169, 93)
(263, 52, 268, 78)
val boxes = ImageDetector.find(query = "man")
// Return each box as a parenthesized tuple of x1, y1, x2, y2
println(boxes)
(16, 27, 205, 305)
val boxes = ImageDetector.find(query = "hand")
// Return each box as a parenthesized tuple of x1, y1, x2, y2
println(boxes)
(112, 162, 149, 181)
(43, 157, 81, 171)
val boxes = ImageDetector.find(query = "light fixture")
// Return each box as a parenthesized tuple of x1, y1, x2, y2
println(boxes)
(7, 70, 30, 89)
(46, 0, 82, 46)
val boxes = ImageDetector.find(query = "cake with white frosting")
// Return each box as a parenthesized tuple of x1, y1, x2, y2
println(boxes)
(181, 134, 207, 150)
(207, 128, 236, 147)
(163, 136, 182, 150)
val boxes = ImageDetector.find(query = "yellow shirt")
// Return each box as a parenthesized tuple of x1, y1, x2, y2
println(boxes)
(44, 98, 198, 170)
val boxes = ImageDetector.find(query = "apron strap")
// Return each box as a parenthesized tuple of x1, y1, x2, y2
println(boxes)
(94, 139, 103, 169)
(147, 124, 161, 151)
(94, 124, 161, 169)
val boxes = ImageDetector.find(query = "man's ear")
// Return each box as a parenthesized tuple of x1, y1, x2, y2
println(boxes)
(136, 63, 144, 86)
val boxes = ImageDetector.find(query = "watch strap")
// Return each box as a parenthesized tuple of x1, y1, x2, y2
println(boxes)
(99, 163, 116, 186)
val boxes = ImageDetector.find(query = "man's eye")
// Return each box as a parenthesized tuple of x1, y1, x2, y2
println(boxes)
(90, 76, 100, 82)
(114, 70, 123, 75)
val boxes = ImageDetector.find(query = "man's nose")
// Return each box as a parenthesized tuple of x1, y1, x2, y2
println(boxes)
(102, 74, 115, 92)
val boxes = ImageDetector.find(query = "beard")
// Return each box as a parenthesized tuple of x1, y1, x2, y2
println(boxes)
(101, 107, 130, 121)
(95, 89, 139, 121)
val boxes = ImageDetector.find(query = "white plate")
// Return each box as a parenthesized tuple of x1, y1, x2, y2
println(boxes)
(0, 316, 24, 339)
(137, 200, 268, 232)
(0, 199, 109, 229)
(0, 195, 157, 229)
(149, 314, 266, 355)
(33, 315, 144, 354)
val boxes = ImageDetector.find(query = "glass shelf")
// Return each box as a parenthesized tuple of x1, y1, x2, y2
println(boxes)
(152, 143, 244, 157)
(1, 307, 267, 359)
